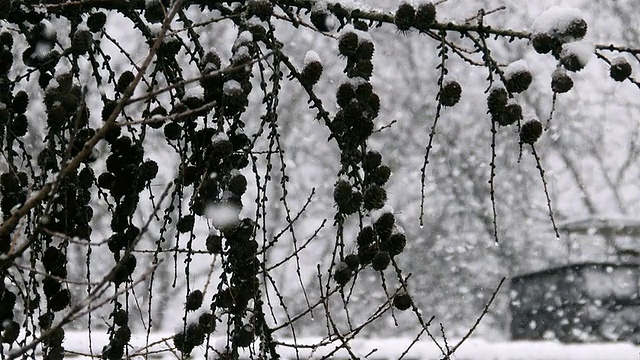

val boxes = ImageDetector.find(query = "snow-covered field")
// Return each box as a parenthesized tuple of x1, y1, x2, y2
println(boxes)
(21, 332, 640, 359)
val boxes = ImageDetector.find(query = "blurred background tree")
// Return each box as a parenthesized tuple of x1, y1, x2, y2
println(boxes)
(0, 0, 639, 358)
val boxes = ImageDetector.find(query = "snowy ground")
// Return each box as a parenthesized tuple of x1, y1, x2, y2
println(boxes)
(17, 332, 640, 359)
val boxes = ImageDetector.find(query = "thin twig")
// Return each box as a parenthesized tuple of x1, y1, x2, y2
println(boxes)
(530, 145, 560, 239)
(446, 277, 506, 356)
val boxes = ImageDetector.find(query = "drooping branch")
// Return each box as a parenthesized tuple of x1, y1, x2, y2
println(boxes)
(0, 0, 185, 241)
(38, 0, 528, 40)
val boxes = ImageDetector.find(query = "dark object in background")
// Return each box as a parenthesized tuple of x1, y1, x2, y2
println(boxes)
(511, 263, 640, 343)
(511, 216, 640, 344)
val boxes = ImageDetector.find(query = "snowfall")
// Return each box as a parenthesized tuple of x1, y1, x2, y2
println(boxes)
(17, 331, 639, 359)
